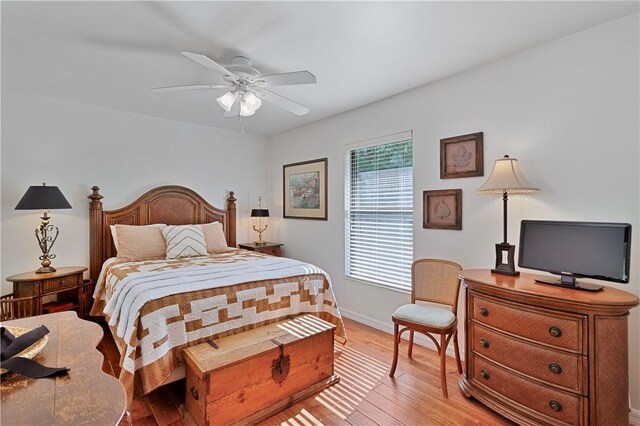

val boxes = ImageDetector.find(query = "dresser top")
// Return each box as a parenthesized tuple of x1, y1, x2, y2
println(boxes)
(460, 269, 639, 310)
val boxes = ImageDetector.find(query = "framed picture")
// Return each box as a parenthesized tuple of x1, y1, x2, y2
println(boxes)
(423, 189, 462, 230)
(440, 132, 484, 179)
(283, 158, 328, 220)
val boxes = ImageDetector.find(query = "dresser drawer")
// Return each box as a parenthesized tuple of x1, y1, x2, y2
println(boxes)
(470, 322, 586, 394)
(470, 354, 584, 426)
(258, 246, 282, 256)
(41, 273, 83, 293)
(470, 293, 585, 353)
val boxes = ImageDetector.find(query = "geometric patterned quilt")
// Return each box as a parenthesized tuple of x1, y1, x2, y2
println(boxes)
(90, 249, 346, 404)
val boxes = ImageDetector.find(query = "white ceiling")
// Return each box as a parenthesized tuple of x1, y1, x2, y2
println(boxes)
(2, 1, 638, 136)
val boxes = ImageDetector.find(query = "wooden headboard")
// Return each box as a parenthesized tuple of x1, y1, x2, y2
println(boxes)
(88, 185, 236, 283)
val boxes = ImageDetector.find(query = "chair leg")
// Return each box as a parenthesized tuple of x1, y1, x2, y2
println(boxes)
(440, 333, 449, 398)
(453, 329, 463, 374)
(389, 322, 400, 377)
(408, 330, 415, 358)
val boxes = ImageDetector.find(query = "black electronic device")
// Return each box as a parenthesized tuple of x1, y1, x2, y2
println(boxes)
(518, 220, 631, 292)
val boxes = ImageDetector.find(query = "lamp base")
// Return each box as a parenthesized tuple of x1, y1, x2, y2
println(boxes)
(254, 241, 267, 246)
(491, 243, 519, 276)
(36, 266, 57, 274)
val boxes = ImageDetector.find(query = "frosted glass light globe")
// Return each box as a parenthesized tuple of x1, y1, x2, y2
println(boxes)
(216, 91, 237, 112)
(243, 91, 262, 111)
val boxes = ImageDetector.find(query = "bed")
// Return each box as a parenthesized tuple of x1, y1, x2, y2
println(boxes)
(87, 185, 346, 404)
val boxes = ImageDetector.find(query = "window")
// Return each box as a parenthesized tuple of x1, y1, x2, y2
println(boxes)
(345, 131, 413, 291)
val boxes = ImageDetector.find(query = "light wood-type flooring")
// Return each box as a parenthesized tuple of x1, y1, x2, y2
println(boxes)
(98, 318, 514, 426)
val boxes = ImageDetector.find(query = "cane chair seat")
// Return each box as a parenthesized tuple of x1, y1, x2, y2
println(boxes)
(393, 304, 456, 328)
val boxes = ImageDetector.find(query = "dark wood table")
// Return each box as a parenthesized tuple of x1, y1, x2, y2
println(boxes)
(1, 311, 126, 425)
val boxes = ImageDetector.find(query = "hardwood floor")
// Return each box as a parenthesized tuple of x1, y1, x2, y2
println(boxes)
(97, 318, 514, 426)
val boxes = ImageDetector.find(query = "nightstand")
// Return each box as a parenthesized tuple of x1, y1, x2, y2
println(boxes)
(5, 267, 89, 319)
(238, 242, 283, 257)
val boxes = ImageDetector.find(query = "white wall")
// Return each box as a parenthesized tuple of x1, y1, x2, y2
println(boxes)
(1, 92, 268, 291)
(266, 15, 640, 410)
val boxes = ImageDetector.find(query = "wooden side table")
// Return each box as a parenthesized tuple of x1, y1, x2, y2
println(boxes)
(6, 267, 88, 318)
(238, 242, 284, 257)
(0, 311, 126, 425)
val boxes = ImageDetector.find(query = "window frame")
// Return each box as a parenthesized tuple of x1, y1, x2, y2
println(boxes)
(344, 130, 414, 292)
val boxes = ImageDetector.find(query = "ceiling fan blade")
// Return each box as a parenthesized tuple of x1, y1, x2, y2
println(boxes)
(254, 89, 310, 116)
(223, 98, 241, 117)
(256, 70, 317, 86)
(180, 52, 236, 78)
(151, 84, 230, 93)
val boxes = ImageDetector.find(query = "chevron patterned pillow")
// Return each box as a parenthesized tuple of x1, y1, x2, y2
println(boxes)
(162, 225, 208, 259)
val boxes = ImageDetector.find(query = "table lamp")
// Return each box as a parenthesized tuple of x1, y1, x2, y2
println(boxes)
(477, 155, 538, 276)
(15, 182, 72, 273)
(251, 197, 270, 246)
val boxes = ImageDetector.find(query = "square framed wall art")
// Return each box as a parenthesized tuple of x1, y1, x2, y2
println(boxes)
(283, 158, 328, 220)
(440, 132, 484, 179)
(423, 189, 462, 230)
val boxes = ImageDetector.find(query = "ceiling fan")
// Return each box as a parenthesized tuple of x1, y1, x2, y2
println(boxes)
(152, 52, 316, 117)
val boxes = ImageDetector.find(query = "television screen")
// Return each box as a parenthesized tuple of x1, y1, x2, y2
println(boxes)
(518, 220, 631, 290)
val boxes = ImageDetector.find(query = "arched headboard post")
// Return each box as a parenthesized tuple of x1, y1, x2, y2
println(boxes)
(88, 186, 237, 284)
(88, 186, 104, 283)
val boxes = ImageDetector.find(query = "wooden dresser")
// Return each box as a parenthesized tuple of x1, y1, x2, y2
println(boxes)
(459, 269, 639, 426)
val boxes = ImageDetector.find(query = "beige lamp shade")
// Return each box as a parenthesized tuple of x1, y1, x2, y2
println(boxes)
(477, 155, 539, 194)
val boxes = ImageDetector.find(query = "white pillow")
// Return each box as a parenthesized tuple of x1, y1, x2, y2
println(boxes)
(202, 222, 229, 252)
(115, 225, 167, 261)
(162, 225, 208, 259)
(110, 224, 166, 252)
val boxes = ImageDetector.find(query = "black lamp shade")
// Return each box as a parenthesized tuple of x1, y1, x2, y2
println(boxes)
(15, 184, 72, 210)
(251, 208, 270, 218)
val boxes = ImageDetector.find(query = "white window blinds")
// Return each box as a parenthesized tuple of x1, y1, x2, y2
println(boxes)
(345, 132, 413, 291)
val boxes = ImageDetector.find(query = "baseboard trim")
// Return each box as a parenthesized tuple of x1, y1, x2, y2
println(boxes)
(630, 407, 640, 425)
(340, 307, 462, 359)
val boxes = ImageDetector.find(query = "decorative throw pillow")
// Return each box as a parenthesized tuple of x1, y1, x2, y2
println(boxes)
(162, 225, 208, 259)
(202, 222, 229, 252)
(115, 225, 167, 261)
(110, 224, 165, 251)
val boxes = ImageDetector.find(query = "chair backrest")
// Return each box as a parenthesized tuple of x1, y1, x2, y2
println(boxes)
(412, 259, 463, 313)
(0, 293, 39, 321)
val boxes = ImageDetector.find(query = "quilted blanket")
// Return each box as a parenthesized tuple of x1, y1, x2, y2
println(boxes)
(90, 249, 346, 403)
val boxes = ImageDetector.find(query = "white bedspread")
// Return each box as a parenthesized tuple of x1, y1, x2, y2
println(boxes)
(104, 256, 326, 346)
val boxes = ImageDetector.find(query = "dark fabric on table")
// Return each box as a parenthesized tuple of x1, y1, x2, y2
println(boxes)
(0, 326, 69, 378)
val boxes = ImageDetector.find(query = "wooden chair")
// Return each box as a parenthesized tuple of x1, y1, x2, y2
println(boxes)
(0, 293, 40, 321)
(389, 258, 463, 397)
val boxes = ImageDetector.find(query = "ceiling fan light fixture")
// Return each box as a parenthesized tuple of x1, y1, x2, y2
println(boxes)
(240, 101, 256, 117)
(243, 91, 262, 111)
(216, 90, 238, 112)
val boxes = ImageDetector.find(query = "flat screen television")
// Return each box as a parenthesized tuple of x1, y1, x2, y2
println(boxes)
(518, 220, 631, 291)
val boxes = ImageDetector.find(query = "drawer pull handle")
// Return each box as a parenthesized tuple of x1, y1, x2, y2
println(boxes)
(190, 386, 199, 401)
(480, 370, 489, 379)
(549, 363, 562, 374)
(549, 400, 563, 412)
(480, 339, 490, 348)
(549, 327, 562, 338)
(479, 307, 489, 317)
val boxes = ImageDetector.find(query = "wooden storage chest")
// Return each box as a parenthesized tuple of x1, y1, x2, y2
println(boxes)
(182, 315, 339, 426)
